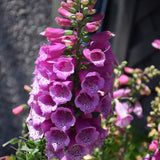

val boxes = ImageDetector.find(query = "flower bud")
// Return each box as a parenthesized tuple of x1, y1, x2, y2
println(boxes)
(152, 39, 160, 50)
(149, 139, 158, 152)
(124, 67, 134, 74)
(58, 7, 74, 19)
(67, 0, 75, 7)
(12, 104, 27, 115)
(88, 8, 96, 15)
(117, 74, 129, 85)
(61, 1, 76, 13)
(91, 13, 104, 21)
(55, 17, 72, 27)
(85, 21, 101, 32)
(81, 0, 89, 5)
(75, 12, 84, 21)
(24, 85, 32, 92)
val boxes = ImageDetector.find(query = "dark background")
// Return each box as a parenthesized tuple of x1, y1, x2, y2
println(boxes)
(0, 0, 160, 156)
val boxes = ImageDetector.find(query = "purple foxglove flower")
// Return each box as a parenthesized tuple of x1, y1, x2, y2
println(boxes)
(83, 48, 105, 67)
(113, 88, 131, 98)
(99, 95, 113, 119)
(149, 139, 159, 152)
(152, 39, 160, 50)
(75, 118, 99, 146)
(58, 7, 74, 18)
(53, 57, 75, 80)
(91, 31, 115, 42)
(66, 144, 88, 160)
(45, 127, 70, 151)
(152, 149, 160, 160)
(48, 43, 66, 59)
(81, 72, 105, 96)
(41, 120, 54, 133)
(133, 101, 143, 118)
(46, 143, 65, 160)
(55, 17, 72, 27)
(51, 107, 76, 131)
(89, 40, 111, 50)
(38, 92, 57, 117)
(91, 13, 104, 21)
(49, 81, 72, 105)
(115, 99, 133, 127)
(62, 35, 77, 46)
(75, 90, 99, 114)
(143, 154, 150, 160)
(61, 1, 73, 11)
(85, 21, 101, 32)
(40, 28, 65, 38)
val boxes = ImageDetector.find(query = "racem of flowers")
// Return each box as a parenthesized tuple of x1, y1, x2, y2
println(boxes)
(26, 0, 117, 159)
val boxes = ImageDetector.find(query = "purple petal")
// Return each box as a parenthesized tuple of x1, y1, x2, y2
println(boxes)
(99, 95, 113, 119)
(45, 127, 70, 151)
(49, 81, 72, 105)
(75, 91, 99, 114)
(81, 72, 105, 96)
(83, 48, 106, 67)
(51, 107, 76, 131)
(53, 57, 75, 80)
(46, 143, 64, 160)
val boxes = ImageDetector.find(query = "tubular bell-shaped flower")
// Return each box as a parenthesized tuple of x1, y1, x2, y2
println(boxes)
(53, 57, 75, 80)
(49, 81, 72, 105)
(81, 71, 105, 96)
(83, 48, 106, 67)
(75, 90, 99, 114)
(51, 107, 76, 131)
(45, 127, 70, 151)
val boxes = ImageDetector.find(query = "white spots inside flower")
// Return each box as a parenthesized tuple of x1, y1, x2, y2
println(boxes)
(91, 51, 103, 61)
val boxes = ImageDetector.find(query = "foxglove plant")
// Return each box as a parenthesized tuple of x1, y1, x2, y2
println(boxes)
(26, 0, 116, 159)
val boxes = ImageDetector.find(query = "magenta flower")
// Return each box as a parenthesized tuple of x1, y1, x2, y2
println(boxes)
(91, 13, 104, 21)
(62, 35, 77, 46)
(46, 143, 65, 160)
(45, 127, 70, 151)
(91, 31, 115, 42)
(51, 107, 76, 131)
(149, 139, 159, 152)
(75, 90, 99, 114)
(75, 119, 99, 146)
(81, 71, 105, 96)
(12, 105, 26, 115)
(83, 48, 105, 67)
(152, 39, 160, 50)
(58, 7, 74, 18)
(124, 67, 134, 74)
(49, 81, 72, 105)
(99, 95, 113, 119)
(113, 88, 131, 98)
(47, 43, 66, 59)
(115, 99, 133, 127)
(53, 57, 75, 80)
(55, 17, 72, 27)
(40, 28, 65, 38)
(133, 101, 143, 118)
(152, 149, 160, 160)
(117, 74, 130, 85)
(85, 21, 101, 32)
(143, 154, 150, 160)
(41, 120, 54, 133)
(38, 92, 57, 117)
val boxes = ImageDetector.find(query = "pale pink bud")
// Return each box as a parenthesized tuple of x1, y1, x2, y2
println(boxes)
(149, 139, 159, 152)
(58, 7, 74, 18)
(117, 74, 129, 85)
(85, 21, 101, 32)
(113, 89, 131, 98)
(152, 39, 160, 50)
(75, 12, 84, 21)
(124, 67, 134, 74)
(55, 17, 72, 27)
(143, 154, 150, 160)
(140, 86, 151, 96)
(12, 105, 27, 115)
(24, 85, 32, 92)
(61, 1, 72, 11)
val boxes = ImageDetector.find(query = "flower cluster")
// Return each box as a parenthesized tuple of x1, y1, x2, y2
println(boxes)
(26, 0, 116, 159)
